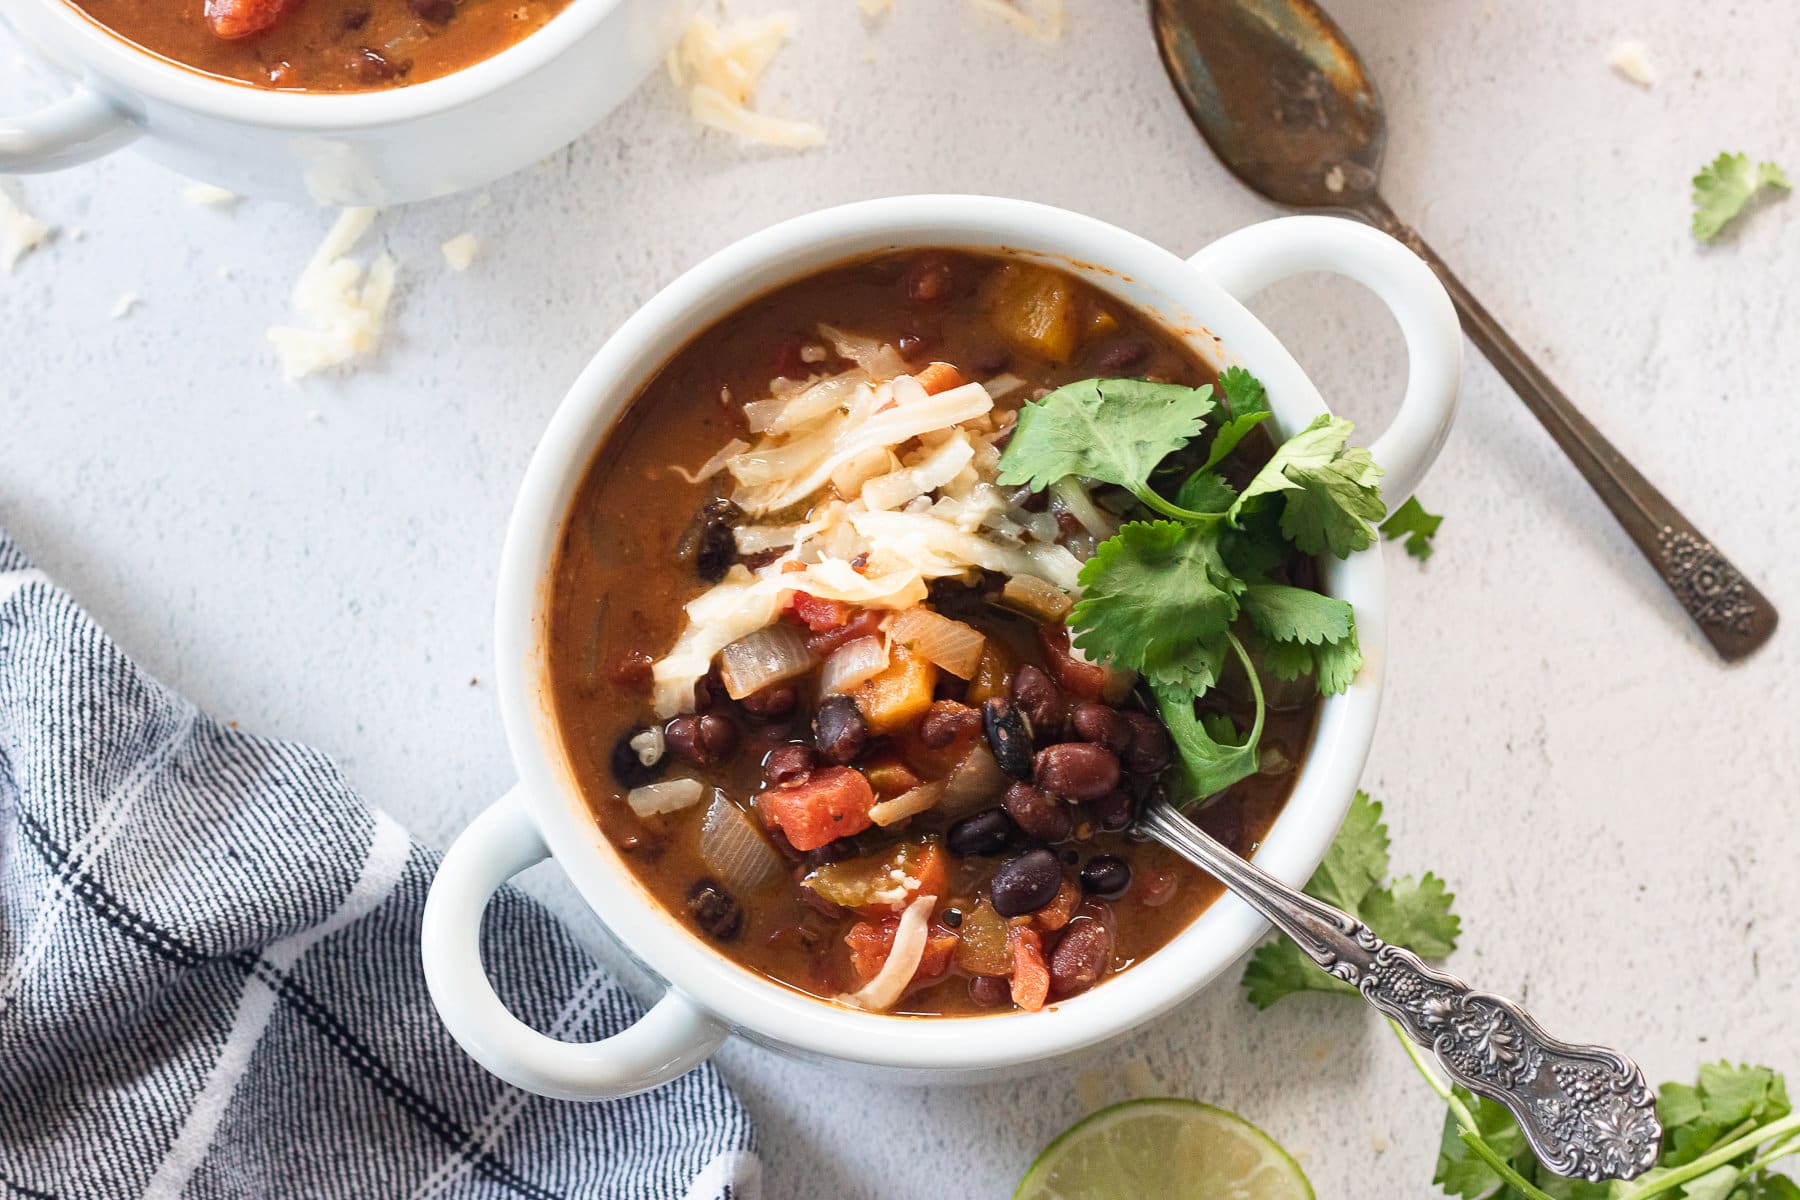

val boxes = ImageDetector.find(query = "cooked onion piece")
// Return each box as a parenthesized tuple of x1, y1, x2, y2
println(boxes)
(698, 794, 783, 891)
(627, 777, 705, 817)
(819, 635, 889, 695)
(718, 622, 816, 699)
(890, 608, 985, 678)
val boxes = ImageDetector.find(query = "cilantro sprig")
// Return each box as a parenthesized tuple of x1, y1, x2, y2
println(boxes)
(1382, 495, 1445, 561)
(998, 369, 1389, 803)
(1692, 153, 1791, 242)
(1243, 797, 1800, 1200)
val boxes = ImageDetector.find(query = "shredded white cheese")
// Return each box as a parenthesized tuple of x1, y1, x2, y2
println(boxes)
(855, 0, 890, 14)
(109, 293, 140, 320)
(968, 0, 1065, 41)
(266, 208, 397, 382)
(669, 9, 825, 148)
(836, 893, 936, 1011)
(1, 186, 52, 274)
(440, 232, 480, 272)
(1608, 39, 1656, 87)
(183, 182, 239, 209)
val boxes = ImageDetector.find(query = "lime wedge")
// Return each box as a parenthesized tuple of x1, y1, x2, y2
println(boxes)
(1014, 1098, 1314, 1200)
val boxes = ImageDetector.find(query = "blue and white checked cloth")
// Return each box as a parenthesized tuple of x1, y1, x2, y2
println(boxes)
(0, 532, 759, 1199)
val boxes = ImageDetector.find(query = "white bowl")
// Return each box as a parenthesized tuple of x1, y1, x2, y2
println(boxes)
(421, 195, 1462, 1099)
(0, 0, 689, 202)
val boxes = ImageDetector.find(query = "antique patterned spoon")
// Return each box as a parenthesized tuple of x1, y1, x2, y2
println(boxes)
(1137, 800, 1663, 1182)
(1149, 0, 1776, 661)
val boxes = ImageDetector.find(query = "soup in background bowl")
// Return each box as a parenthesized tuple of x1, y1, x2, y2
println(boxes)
(420, 195, 1460, 1099)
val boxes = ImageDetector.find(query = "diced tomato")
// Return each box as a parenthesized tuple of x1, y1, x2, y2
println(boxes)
(843, 916, 959, 988)
(845, 918, 897, 982)
(906, 842, 950, 903)
(790, 592, 852, 632)
(805, 840, 946, 917)
(1009, 927, 1051, 1011)
(1032, 879, 1081, 933)
(1036, 622, 1109, 702)
(757, 766, 875, 852)
(806, 608, 885, 657)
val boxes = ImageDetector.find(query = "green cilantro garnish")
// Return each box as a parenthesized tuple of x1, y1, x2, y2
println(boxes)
(1692, 153, 1791, 242)
(1230, 414, 1387, 557)
(997, 370, 1388, 806)
(1381, 495, 1445, 561)
(1242, 798, 1800, 1200)
(996, 378, 1216, 520)
(1241, 792, 1458, 1008)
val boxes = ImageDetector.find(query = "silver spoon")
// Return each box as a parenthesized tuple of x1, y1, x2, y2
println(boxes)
(1149, 0, 1777, 661)
(1137, 799, 1662, 1181)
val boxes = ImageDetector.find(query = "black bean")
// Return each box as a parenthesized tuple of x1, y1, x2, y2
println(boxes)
(740, 684, 797, 718)
(1079, 854, 1132, 900)
(990, 848, 1065, 917)
(1091, 339, 1150, 375)
(812, 694, 868, 765)
(1009, 666, 1064, 738)
(343, 46, 396, 83)
(1048, 911, 1115, 996)
(685, 878, 742, 941)
(1089, 788, 1135, 832)
(1071, 702, 1133, 754)
(968, 974, 1011, 1007)
(803, 837, 860, 868)
(764, 743, 817, 786)
(681, 498, 741, 583)
(339, 6, 370, 29)
(904, 253, 953, 303)
(666, 713, 736, 765)
(693, 666, 728, 714)
(1120, 711, 1173, 775)
(407, 0, 454, 21)
(1003, 781, 1074, 843)
(1034, 742, 1121, 801)
(946, 807, 1017, 857)
(968, 345, 1011, 376)
(609, 730, 662, 789)
(699, 714, 738, 760)
(1006, 485, 1049, 513)
(982, 697, 1035, 779)
(919, 699, 980, 749)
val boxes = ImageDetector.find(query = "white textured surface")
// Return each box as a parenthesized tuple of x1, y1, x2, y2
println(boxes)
(4, 2, 1799, 1196)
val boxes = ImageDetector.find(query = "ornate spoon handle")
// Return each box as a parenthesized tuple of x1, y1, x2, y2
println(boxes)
(1355, 194, 1775, 662)
(1140, 801, 1662, 1181)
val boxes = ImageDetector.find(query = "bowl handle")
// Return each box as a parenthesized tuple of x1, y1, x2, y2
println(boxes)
(1, 85, 138, 172)
(421, 786, 727, 1100)
(1187, 216, 1462, 505)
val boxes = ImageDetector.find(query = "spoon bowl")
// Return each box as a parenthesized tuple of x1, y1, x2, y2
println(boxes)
(1149, 0, 1777, 661)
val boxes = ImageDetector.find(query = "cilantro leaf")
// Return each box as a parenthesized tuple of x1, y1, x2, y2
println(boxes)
(1241, 584, 1364, 696)
(1200, 366, 1274, 471)
(1241, 941, 1357, 1009)
(1070, 521, 1241, 689)
(1692, 153, 1792, 241)
(1176, 468, 1238, 514)
(1381, 495, 1445, 561)
(1141, 635, 1228, 697)
(1154, 675, 1262, 801)
(1230, 414, 1387, 557)
(1241, 584, 1354, 646)
(1361, 872, 1461, 958)
(996, 379, 1214, 515)
(1306, 790, 1389, 912)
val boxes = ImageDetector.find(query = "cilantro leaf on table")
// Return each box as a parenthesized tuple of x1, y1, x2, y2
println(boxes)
(1691, 153, 1792, 241)
(1070, 521, 1241, 689)
(1199, 366, 1274, 471)
(1240, 792, 1461, 1009)
(996, 378, 1215, 518)
(1241, 584, 1364, 697)
(1381, 495, 1445, 561)
(1435, 1089, 1532, 1199)
(1229, 413, 1388, 557)
(1154, 677, 1263, 802)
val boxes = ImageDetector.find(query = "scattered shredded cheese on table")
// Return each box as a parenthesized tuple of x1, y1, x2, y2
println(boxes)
(669, 9, 825, 148)
(266, 207, 397, 381)
(967, 0, 1066, 41)
(440, 232, 480, 271)
(1608, 39, 1656, 87)
(183, 182, 240, 209)
(1, 186, 52, 273)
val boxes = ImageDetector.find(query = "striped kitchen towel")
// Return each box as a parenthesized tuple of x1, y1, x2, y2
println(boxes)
(0, 531, 759, 1200)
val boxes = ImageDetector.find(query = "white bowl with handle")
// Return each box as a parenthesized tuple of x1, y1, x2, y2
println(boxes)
(0, 0, 690, 203)
(421, 194, 1462, 1099)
